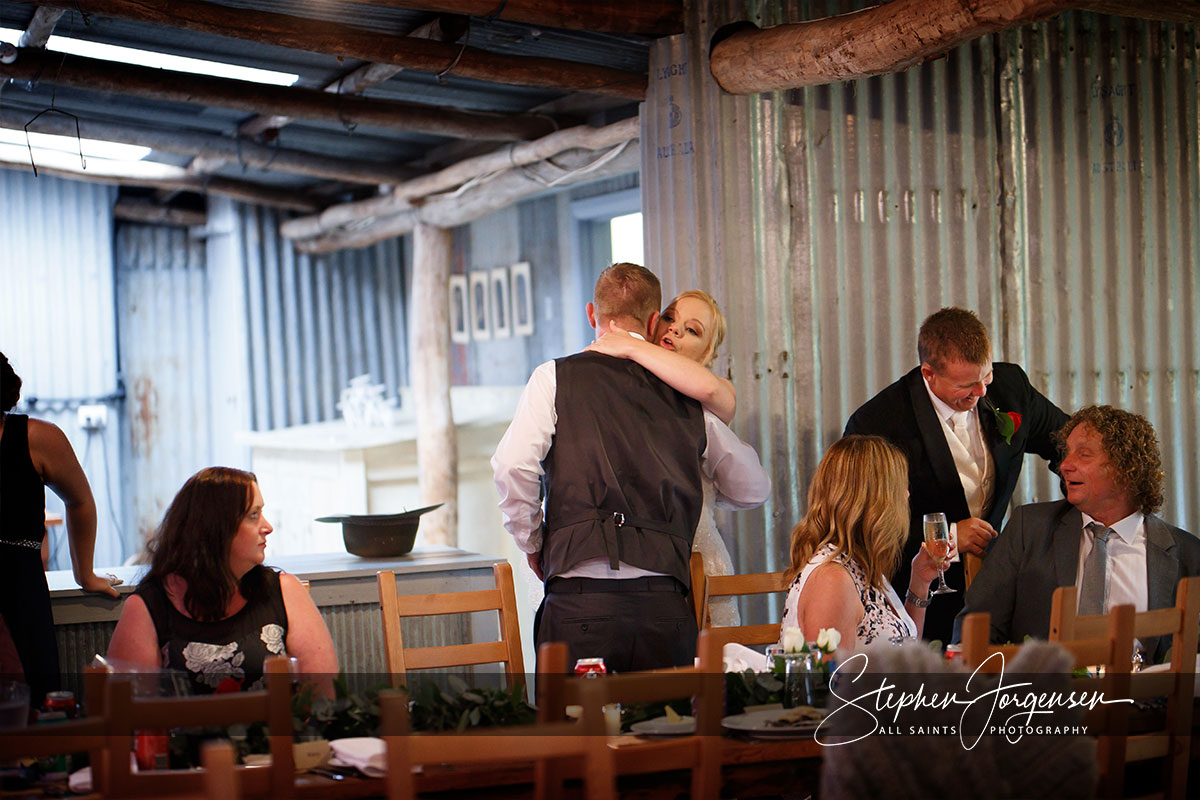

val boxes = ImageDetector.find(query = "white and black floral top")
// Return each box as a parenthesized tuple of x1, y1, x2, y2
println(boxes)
(780, 542, 917, 648)
(136, 567, 289, 694)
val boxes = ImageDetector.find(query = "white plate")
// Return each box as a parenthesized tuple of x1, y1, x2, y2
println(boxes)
(630, 715, 696, 736)
(721, 707, 824, 738)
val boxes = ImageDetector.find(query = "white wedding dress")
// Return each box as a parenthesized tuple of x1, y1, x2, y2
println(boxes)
(523, 476, 740, 625)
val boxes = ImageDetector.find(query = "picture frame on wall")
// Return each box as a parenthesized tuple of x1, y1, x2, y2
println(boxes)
(449, 275, 469, 344)
(511, 261, 534, 337)
(490, 266, 511, 339)
(469, 270, 491, 341)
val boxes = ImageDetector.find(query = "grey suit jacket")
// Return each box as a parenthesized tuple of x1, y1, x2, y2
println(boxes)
(953, 499, 1200, 662)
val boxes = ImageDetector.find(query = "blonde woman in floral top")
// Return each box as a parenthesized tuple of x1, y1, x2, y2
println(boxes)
(108, 467, 338, 696)
(780, 436, 947, 652)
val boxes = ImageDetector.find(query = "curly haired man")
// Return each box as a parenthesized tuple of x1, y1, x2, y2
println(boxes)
(954, 405, 1200, 663)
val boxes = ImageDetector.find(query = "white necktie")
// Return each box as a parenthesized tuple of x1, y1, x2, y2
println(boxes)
(951, 412, 974, 456)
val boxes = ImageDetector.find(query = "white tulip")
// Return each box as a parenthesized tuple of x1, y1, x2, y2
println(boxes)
(817, 627, 841, 652)
(781, 626, 806, 654)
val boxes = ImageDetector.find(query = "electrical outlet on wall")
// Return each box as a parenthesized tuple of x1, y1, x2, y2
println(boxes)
(77, 404, 108, 431)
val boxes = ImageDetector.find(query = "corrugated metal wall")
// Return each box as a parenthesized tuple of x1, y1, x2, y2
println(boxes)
(115, 223, 213, 547)
(0, 170, 125, 568)
(237, 205, 408, 431)
(643, 1, 1200, 587)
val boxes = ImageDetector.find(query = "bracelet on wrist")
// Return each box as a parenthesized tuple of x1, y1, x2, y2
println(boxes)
(905, 588, 932, 608)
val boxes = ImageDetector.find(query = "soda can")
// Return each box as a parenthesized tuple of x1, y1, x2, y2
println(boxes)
(944, 644, 963, 662)
(134, 730, 170, 771)
(573, 658, 607, 677)
(45, 690, 78, 719)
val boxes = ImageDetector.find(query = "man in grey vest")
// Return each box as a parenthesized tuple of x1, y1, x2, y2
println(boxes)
(492, 263, 770, 672)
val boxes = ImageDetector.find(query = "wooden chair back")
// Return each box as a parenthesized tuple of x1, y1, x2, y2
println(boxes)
(101, 657, 294, 799)
(962, 603, 1135, 799)
(701, 570, 789, 649)
(536, 629, 724, 800)
(380, 680, 615, 800)
(377, 561, 526, 695)
(0, 666, 110, 786)
(963, 552, 983, 590)
(1049, 577, 1200, 800)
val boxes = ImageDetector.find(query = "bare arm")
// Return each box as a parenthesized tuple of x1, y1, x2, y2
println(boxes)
(106, 594, 162, 667)
(28, 419, 118, 598)
(905, 541, 950, 639)
(797, 562, 864, 655)
(586, 325, 737, 423)
(280, 572, 338, 699)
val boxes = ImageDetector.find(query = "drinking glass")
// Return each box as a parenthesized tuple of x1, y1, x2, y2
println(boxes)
(766, 645, 818, 708)
(923, 512, 956, 595)
(0, 681, 29, 729)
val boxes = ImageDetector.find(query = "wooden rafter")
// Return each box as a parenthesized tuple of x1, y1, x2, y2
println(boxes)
(710, 0, 1200, 95)
(362, 0, 683, 35)
(188, 15, 468, 177)
(0, 107, 415, 185)
(36, 0, 647, 99)
(281, 117, 638, 240)
(0, 143, 317, 211)
(0, 48, 559, 141)
(19, 7, 64, 48)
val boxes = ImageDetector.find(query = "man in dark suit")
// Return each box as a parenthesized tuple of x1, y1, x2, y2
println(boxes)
(844, 308, 1068, 643)
(954, 406, 1200, 663)
(492, 264, 769, 673)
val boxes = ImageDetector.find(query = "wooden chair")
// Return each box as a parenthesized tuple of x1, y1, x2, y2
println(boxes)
(198, 740, 240, 800)
(962, 603, 1135, 799)
(700, 570, 789, 650)
(963, 552, 983, 591)
(537, 629, 725, 800)
(0, 666, 110, 787)
(377, 561, 526, 695)
(379, 679, 615, 800)
(101, 657, 294, 799)
(1050, 577, 1200, 800)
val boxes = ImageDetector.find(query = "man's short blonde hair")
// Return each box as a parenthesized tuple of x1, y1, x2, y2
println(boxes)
(918, 307, 991, 371)
(593, 263, 661, 326)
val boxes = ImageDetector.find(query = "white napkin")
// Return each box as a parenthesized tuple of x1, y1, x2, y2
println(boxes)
(723, 643, 768, 673)
(1138, 654, 1200, 695)
(329, 737, 387, 777)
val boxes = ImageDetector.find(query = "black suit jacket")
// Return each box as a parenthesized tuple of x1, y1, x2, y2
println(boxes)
(952, 500, 1200, 663)
(843, 362, 1068, 643)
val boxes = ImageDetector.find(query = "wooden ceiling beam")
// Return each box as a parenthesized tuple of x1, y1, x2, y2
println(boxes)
(113, 198, 207, 227)
(0, 108, 415, 185)
(0, 47, 558, 141)
(188, 14, 466, 177)
(19, 7, 64, 48)
(711, 0, 1074, 94)
(710, 0, 1200, 95)
(36, 0, 646, 99)
(0, 143, 317, 211)
(360, 0, 683, 35)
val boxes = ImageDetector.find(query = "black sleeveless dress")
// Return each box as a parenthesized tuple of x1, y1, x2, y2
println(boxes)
(0, 414, 61, 703)
(135, 568, 290, 694)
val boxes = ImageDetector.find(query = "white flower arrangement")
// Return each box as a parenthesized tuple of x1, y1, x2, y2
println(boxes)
(780, 626, 841, 659)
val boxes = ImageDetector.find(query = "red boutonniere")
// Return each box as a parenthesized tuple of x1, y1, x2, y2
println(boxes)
(983, 398, 1021, 445)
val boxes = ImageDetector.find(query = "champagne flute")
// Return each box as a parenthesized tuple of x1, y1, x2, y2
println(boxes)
(923, 512, 956, 595)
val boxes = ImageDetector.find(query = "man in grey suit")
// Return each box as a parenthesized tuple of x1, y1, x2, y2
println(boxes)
(954, 405, 1200, 662)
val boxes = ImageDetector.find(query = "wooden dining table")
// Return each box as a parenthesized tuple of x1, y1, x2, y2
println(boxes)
(292, 732, 823, 799)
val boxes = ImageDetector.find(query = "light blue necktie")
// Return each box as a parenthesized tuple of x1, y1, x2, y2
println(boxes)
(1078, 522, 1113, 616)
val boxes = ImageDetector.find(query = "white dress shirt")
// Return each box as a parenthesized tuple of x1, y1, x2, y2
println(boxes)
(492, 355, 771, 580)
(923, 379, 996, 562)
(1075, 510, 1148, 613)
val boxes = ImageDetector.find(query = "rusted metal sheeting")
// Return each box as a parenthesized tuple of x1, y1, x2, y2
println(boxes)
(236, 204, 407, 431)
(644, 1, 1199, 588)
(115, 223, 211, 553)
(643, 0, 1007, 584)
(0, 170, 125, 567)
(1006, 12, 1200, 534)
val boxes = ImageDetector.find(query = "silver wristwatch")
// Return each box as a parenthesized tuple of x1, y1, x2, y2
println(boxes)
(905, 589, 932, 608)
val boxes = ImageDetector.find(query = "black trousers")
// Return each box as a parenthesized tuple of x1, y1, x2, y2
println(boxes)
(535, 577, 698, 674)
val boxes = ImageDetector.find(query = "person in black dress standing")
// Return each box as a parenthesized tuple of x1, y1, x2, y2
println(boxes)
(0, 352, 119, 703)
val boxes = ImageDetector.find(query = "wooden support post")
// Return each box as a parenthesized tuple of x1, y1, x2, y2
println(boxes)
(411, 223, 457, 546)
